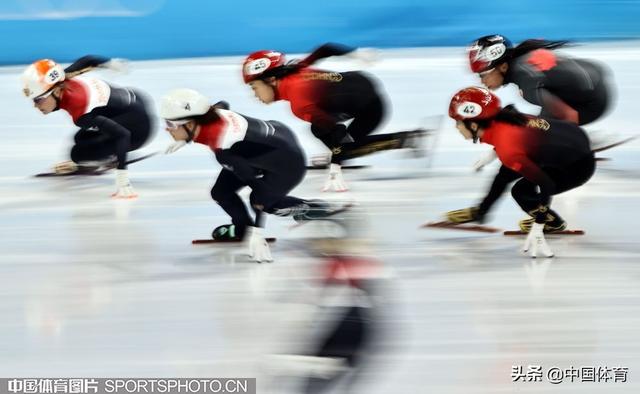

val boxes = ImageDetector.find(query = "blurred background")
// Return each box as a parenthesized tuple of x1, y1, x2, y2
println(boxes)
(3, 0, 640, 64)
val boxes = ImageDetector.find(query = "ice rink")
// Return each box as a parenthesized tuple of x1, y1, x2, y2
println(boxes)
(1, 44, 640, 393)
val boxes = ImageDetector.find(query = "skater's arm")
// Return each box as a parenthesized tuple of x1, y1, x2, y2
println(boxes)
(77, 114, 131, 169)
(293, 102, 339, 131)
(292, 103, 344, 149)
(268, 44, 356, 78)
(216, 150, 273, 219)
(64, 55, 128, 78)
(65, 55, 111, 74)
(478, 165, 521, 215)
(504, 155, 556, 205)
(299, 43, 356, 67)
(63, 55, 130, 78)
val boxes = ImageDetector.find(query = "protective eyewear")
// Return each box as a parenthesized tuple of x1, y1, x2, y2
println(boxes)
(33, 89, 54, 104)
(165, 119, 190, 129)
(478, 68, 495, 77)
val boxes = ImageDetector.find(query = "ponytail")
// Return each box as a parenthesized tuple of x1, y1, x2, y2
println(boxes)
(468, 105, 530, 131)
(493, 105, 530, 126)
(509, 39, 570, 60)
(261, 43, 354, 81)
(193, 106, 221, 125)
(261, 61, 302, 80)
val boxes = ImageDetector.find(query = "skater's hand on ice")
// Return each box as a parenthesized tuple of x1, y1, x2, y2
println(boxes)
(246, 226, 273, 263)
(446, 207, 483, 224)
(165, 140, 187, 154)
(322, 163, 349, 192)
(523, 222, 554, 258)
(111, 169, 138, 199)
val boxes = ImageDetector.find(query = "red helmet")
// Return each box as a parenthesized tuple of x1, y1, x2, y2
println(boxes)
(468, 35, 512, 73)
(242, 50, 286, 83)
(449, 87, 501, 121)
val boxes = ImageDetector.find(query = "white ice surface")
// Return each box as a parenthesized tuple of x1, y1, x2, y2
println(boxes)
(1, 44, 640, 393)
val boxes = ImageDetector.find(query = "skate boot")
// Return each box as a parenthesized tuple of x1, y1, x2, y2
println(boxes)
(519, 213, 567, 234)
(78, 155, 117, 173)
(212, 224, 243, 241)
(401, 129, 430, 158)
(53, 160, 79, 174)
(292, 200, 338, 222)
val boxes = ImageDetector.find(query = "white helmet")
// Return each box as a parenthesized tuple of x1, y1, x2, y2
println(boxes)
(159, 88, 210, 120)
(21, 59, 65, 99)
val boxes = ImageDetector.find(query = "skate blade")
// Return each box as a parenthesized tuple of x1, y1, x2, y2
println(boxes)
(192, 237, 276, 245)
(288, 202, 355, 230)
(34, 170, 108, 177)
(504, 230, 584, 236)
(306, 164, 370, 170)
(592, 135, 638, 153)
(422, 221, 501, 233)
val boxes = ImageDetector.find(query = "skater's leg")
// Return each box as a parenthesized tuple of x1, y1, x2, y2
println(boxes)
(510, 178, 564, 227)
(511, 178, 550, 214)
(344, 95, 386, 141)
(336, 96, 423, 162)
(330, 96, 384, 163)
(511, 157, 595, 233)
(211, 169, 254, 238)
(545, 156, 596, 194)
(249, 150, 307, 214)
(302, 306, 371, 394)
(70, 98, 152, 165)
(108, 91, 155, 151)
(70, 129, 117, 164)
(511, 178, 562, 221)
(337, 131, 420, 161)
(71, 92, 154, 169)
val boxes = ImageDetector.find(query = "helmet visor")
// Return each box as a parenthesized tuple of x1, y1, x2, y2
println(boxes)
(477, 67, 496, 77)
(165, 119, 190, 129)
(33, 89, 55, 104)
